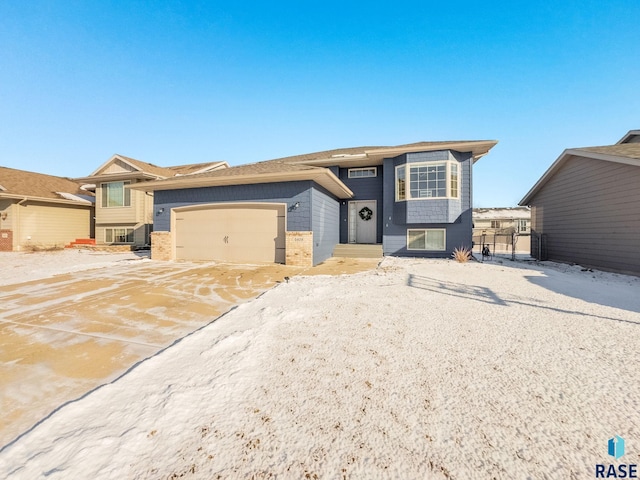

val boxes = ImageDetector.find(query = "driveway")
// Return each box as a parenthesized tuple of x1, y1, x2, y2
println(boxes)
(0, 259, 306, 447)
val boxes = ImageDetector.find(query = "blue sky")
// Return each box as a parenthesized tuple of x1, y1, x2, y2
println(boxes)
(1, 1, 638, 206)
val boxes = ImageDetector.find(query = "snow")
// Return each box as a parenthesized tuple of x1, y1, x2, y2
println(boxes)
(0, 249, 149, 286)
(1, 253, 639, 478)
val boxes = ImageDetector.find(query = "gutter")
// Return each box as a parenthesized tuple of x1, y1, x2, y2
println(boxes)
(0, 194, 93, 206)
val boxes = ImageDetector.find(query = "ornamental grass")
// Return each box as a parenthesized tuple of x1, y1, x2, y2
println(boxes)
(452, 246, 472, 263)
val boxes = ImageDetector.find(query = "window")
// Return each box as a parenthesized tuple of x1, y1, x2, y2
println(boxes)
(348, 167, 377, 178)
(518, 219, 529, 232)
(396, 162, 460, 200)
(407, 229, 446, 251)
(450, 163, 458, 198)
(490, 220, 502, 229)
(105, 228, 134, 243)
(101, 181, 131, 208)
(396, 166, 406, 200)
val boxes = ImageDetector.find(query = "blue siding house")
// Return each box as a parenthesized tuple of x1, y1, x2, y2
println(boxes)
(133, 140, 497, 266)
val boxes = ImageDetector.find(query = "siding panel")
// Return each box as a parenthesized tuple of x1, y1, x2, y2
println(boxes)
(529, 155, 640, 274)
(311, 187, 340, 265)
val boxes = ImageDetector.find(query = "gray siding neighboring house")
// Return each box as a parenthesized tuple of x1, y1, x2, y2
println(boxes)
(519, 130, 640, 275)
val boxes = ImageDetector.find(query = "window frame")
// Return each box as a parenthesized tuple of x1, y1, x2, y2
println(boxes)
(518, 219, 529, 232)
(395, 161, 460, 201)
(105, 227, 135, 244)
(348, 167, 377, 178)
(406, 229, 447, 251)
(101, 181, 132, 208)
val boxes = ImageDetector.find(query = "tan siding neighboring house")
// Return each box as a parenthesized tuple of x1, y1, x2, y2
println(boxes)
(472, 207, 531, 254)
(520, 130, 640, 275)
(0, 166, 94, 251)
(77, 155, 227, 248)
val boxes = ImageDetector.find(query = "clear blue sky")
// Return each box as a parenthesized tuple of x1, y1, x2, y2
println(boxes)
(1, 1, 638, 206)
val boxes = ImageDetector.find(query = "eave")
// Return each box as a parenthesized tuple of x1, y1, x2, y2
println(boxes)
(287, 141, 499, 168)
(130, 169, 354, 199)
(519, 148, 640, 206)
(74, 172, 167, 183)
(0, 193, 94, 206)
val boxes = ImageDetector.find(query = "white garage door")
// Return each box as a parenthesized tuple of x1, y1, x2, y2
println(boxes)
(174, 203, 286, 263)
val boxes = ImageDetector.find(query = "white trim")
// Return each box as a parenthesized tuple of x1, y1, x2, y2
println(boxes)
(348, 167, 377, 178)
(406, 229, 446, 251)
(395, 161, 460, 201)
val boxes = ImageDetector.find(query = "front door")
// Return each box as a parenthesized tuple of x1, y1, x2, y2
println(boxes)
(348, 200, 376, 244)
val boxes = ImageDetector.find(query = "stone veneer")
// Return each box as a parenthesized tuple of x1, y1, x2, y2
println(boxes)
(285, 231, 313, 267)
(151, 231, 172, 261)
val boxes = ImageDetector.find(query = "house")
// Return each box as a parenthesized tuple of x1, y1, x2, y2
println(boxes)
(472, 207, 531, 254)
(0, 166, 94, 251)
(75, 155, 228, 249)
(131, 140, 498, 266)
(519, 130, 640, 275)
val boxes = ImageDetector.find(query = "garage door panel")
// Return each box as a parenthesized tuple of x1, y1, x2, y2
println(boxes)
(174, 204, 286, 263)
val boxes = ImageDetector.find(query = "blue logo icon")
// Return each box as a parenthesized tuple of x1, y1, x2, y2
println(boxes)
(608, 436, 625, 459)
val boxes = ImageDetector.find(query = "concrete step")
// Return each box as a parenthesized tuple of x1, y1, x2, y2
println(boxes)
(332, 243, 383, 259)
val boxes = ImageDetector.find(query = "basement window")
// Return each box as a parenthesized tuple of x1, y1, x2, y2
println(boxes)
(105, 228, 134, 243)
(407, 229, 446, 251)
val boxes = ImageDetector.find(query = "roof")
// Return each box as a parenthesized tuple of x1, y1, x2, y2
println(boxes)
(115, 155, 178, 178)
(131, 160, 355, 198)
(519, 141, 640, 206)
(77, 155, 229, 182)
(131, 140, 498, 198)
(0, 166, 94, 205)
(473, 207, 530, 220)
(167, 161, 229, 175)
(617, 129, 640, 144)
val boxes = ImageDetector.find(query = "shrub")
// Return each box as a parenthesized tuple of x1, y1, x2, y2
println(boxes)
(452, 246, 472, 263)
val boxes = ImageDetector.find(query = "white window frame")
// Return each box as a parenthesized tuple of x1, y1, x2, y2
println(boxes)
(406, 229, 446, 251)
(518, 219, 529, 232)
(348, 167, 377, 178)
(395, 161, 460, 201)
(105, 227, 134, 244)
(101, 181, 131, 208)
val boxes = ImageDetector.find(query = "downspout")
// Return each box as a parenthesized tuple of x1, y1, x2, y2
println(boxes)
(16, 197, 28, 251)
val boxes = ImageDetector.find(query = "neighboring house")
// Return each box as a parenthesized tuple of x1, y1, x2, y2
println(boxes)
(519, 130, 640, 275)
(131, 140, 497, 266)
(0, 166, 94, 251)
(472, 207, 531, 253)
(76, 155, 227, 248)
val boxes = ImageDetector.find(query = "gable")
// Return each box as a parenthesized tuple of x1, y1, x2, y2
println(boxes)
(99, 158, 139, 175)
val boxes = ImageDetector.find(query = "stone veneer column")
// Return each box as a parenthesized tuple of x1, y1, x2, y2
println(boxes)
(151, 231, 172, 261)
(285, 231, 313, 267)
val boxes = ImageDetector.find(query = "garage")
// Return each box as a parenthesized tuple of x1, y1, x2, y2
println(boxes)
(173, 203, 286, 263)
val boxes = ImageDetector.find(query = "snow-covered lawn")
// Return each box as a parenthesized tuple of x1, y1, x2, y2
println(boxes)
(1, 254, 639, 479)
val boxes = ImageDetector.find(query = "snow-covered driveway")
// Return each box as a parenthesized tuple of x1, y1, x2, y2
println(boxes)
(0, 251, 302, 447)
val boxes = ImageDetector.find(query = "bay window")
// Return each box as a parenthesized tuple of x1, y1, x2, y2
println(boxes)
(395, 162, 460, 200)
